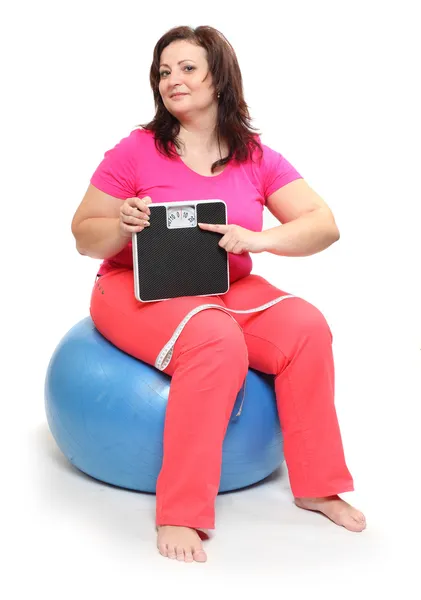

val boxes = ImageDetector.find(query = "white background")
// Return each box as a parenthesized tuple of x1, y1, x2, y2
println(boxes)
(2, 0, 420, 597)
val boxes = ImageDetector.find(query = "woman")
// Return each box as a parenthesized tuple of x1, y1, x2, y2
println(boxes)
(71, 25, 366, 563)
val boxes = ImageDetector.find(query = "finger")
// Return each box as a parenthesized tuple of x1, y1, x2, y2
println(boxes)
(126, 196, 142, 208)
(122, 214, 150, 226)
(126, 197, 151, 215)
(127, 195, 151, 206)
(198, 222, 219, 230)
(224, 239, 237, 253)
(121, 223, 148, 235)
(218, 235, 229, 250)
(223, 237, 242, 254)
(122, 214, 142, 225)
(124, 205, 149, 219)
(231, 241, 244, 254)
(136, 197, 152, 214)
(198, 223, 228, 233)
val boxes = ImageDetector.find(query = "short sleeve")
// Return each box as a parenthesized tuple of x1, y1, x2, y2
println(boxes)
(90, 130, 140, 199)
(260, 144, 302, 201)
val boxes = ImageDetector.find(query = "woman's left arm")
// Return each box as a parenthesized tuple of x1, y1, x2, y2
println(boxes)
(262, 179, 340, 257)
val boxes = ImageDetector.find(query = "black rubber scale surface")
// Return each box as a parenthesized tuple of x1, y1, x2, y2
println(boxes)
(133, 201, 229, 302)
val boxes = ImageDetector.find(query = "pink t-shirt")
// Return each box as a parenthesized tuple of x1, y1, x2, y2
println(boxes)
(90, 128, 302, 282)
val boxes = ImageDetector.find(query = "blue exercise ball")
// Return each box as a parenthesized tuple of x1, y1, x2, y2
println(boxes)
(45, 317, 284, 493)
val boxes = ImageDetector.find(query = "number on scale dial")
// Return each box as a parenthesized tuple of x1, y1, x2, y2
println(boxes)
(167, 205, 196, 229)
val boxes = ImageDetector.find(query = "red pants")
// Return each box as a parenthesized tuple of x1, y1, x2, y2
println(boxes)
(90, 268, 354, 529)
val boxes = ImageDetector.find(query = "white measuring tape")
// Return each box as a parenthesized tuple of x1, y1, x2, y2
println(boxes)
(154, 293, 297, 417)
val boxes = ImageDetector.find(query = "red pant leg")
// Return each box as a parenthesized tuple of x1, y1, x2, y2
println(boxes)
(90, 268, 249, 529)
(223, 274, 354, 498)
(155, 309, 248, 529)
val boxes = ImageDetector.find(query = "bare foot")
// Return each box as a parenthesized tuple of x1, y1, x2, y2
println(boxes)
(294, 495, 367, 532)
(157, 526, 207, 562)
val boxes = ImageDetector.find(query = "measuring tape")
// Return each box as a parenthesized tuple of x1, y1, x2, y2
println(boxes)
(154, 294, 296, 417)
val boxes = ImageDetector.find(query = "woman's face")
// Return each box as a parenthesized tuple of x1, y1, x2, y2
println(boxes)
(158, 40, 217, 118)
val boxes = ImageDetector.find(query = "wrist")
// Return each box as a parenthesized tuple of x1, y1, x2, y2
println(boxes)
(117, 218, 133, 241)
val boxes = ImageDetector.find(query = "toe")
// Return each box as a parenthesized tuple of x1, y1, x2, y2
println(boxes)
(176, 547, 185, 561)
(346, 516, 366, 532)
(158, 543, 168, 557)
(184, 550, 194, 563)
(355, 514, 367, 530)
(193, 548, 207, 563)
(351, 510, 366, 530)
(167, 545, 177, 559)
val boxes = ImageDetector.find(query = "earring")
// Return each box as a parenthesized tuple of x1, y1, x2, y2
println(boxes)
(217, 92, 221, 99)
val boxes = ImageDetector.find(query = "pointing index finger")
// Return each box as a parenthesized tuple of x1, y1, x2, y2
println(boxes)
(198, 223, 226, 231)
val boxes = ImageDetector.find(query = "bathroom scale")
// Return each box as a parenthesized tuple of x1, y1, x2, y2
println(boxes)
(132, 199, 229, 302)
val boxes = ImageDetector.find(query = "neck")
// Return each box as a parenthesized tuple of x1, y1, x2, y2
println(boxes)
(177, 108, 220, 152)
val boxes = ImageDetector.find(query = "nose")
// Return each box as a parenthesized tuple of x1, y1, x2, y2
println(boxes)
(166, 71, 181, 87)
(166, 71, 183, 88)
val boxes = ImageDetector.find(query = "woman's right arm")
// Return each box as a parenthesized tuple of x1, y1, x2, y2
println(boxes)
(71, 184, 151, 259)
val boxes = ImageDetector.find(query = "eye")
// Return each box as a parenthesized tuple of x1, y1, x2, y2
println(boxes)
(159, 65, 195, 78)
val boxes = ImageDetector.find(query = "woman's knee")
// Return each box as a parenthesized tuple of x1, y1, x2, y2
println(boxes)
(294, 299, 333, 342)
(265, 297, 333, 346)
(179, 309, 249, 370)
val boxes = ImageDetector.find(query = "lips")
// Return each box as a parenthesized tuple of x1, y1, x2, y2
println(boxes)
(171, 93, 188, 98)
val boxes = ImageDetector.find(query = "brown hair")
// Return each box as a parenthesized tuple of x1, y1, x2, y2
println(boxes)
(139, 25, 263, 173)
